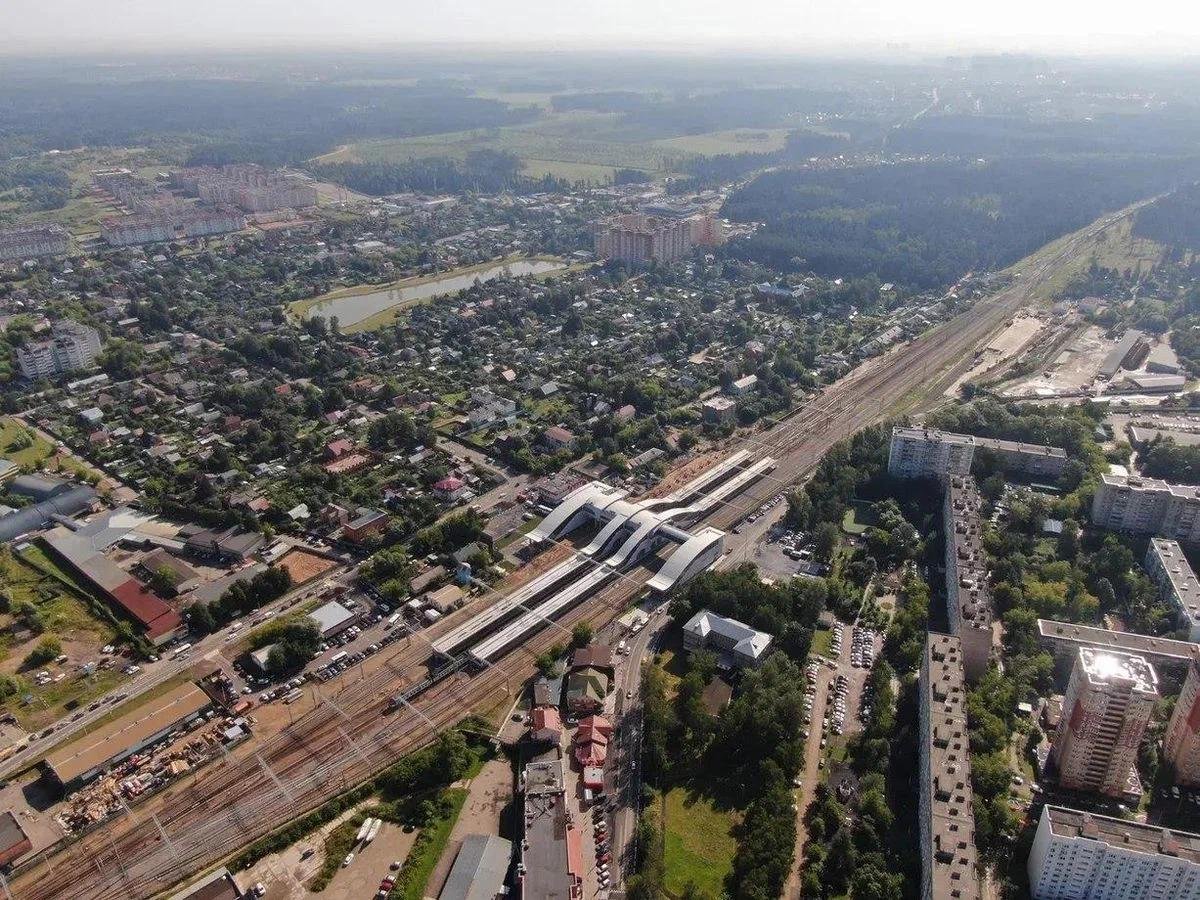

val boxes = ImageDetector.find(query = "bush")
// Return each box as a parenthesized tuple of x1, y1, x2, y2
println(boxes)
(22, 636, 61, 669)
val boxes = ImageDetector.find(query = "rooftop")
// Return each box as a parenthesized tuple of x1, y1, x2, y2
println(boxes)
(682, 609, 773, 661)
(1078, 647, 1159, 696)
(44, 682, 211, 784)
(439, 834, 512, 900)
(1037, 618, 1196, 666)
(1045, 805, 1200, 863)
(1149, 538, 1200, 624)
(922, 633, 982, 900)
(310, 600, 355, 635)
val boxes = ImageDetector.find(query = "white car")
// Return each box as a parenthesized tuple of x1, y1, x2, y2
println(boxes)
(343, 853, 355, 867)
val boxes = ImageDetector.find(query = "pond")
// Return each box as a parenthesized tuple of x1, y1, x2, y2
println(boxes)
(303, 259, 567, 328)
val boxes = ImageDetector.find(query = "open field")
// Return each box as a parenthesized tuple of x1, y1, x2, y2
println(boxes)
(0, 417, 53, 468)
(0, 550, 119, 732)
(660, 788, 739, 899)
(652, 128, 789, 156)
(1008, 214, 1171, 302)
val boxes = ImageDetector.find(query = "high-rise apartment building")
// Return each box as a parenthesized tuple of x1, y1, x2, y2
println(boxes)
(888, 425, 1067, 480)
(918, 633, 982, 900)
(944, 475, 994, 683)
(1164, 649, 1200, 787)
(15, 321, 102, 380)
(1050, 647, 1158, 799)
(1092, 473, 1200, 544)
(593, 213, 693, 264)
(1028, 805, 1200, 899)
(1145, 538, 1200, 640)
(0, 224, 70, 262)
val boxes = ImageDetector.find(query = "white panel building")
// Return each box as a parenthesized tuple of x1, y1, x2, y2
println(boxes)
(1028, 805, 1200, 899)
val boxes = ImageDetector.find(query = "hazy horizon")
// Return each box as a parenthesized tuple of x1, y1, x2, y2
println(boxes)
(3, 0, 1200, 58)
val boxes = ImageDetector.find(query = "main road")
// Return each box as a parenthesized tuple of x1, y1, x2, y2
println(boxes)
(7, 200, 1148, 900)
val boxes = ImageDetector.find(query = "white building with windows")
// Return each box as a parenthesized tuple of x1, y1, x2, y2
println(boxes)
(1145, 538, 1200, 640)
(15, 321, 102, 379)
(1028, 805, 1200, 899)
(1092, 474, 1200, 544)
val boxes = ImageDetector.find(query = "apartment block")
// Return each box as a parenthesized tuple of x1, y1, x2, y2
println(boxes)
(0, 224, 70, 262)
(944, 475, 994, 683)
(186, 164, 317, 212)
(918, 633, 982, 900)
(888, 426, 1067, 480)
(1164, 649, 1200, 788)
(16, 321, 102, 379)
(1091, 474, 1200, 544)
(1028, 804, 1200, 899)
(1145, 538, 1200, 640)
(593, 213, 693, 264)
(1050, 647, 1158, 799)
(101, 206, 246, 247)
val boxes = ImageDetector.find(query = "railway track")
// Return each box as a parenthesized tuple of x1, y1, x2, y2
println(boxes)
(9, 203, 1142, 900)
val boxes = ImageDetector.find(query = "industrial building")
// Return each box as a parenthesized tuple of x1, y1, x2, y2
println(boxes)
(1099, 329, 1149, 379)
(681, 610, 773, 669)
(42, 518, 186, 645)
(517, 756, 582, 900)
(1165, 649, 1200, 788)
(166, 867, 244, 900)
(438, 834, 512, 900)
(0, 224, 70, 262)
(0, 482, 97, 543)
(888, 426, 1067, 480)
(944, 476, 993, 683)
(309, 600, 357, 639)
(1027, 805, 1200, 899)
(1145, 538, 1200, 640)
(16, 320, 102, 379)
(917, 633, 982, 900)
(44, 682, 212, 790)
(1050, 647, 1158, 799)
(1091, 474, 1200, 543)
(593, 213, 693, 264)
(0, 810, 32, 867)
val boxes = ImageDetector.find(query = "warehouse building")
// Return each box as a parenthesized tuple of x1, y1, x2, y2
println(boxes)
(0, 810, 32, 867)
(309, 600, 358, 639)
(438, 834, 512, 900)
(43, 682, 212, 791)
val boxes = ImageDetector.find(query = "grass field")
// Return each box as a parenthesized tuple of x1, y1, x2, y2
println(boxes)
(0, 549, 121, 731)
(660, 788, 740, 899)
(1005, 202, 1175, 302)
(841, 501, 880, 536)
(652, 128, 789, 157)
(0, 417, 53, 468)
(395, 787, 469, 900)
(810, 626, 834, 659)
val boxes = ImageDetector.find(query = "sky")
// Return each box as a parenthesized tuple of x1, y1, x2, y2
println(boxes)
(3, 0, 1200, 56)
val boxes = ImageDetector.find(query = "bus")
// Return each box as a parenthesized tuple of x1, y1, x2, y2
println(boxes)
(170, 643, 192, 660)
(328, 651, 349, 668)
(384, 612, 401, 630)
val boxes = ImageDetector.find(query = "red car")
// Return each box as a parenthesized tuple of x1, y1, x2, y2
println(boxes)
(597, 853, 612, 864)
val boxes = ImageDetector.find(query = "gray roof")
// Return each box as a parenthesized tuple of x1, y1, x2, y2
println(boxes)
(439, 834, 512, 900)
(0, 485, 96, 543)
(310, 600, 355, 635)
(9, 473, 71, 502)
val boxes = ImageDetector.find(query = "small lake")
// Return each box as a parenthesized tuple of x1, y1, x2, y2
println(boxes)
(303, 259, 567, 328)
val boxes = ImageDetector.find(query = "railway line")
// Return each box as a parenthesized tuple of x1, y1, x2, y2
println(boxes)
(8, 202, 1143, 900)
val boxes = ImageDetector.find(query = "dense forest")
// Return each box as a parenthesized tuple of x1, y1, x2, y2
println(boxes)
(0, 79, 536, 164)
(309, 150, 573, 196)
(1133, 181, 1200, 249)
(722, 157, 1200, 288)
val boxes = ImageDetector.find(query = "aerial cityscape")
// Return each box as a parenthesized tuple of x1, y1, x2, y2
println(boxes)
(4, 4, 1200, 900)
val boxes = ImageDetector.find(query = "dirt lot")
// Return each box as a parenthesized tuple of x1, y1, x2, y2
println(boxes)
(277, 549, 338, 587)
(1005, 324, 1116, 398)
(945, 313, 1044, 397)
(321, 820, 418, 900)
(425, 758, 513, 897)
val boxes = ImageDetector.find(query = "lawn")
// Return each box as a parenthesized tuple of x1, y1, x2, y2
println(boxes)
(660, 787, 740, 899)
(841, 501, 879, 536)
(391, 787, 469, 900)
(0, 417, 53, 468)
(810, 626, 834, 659)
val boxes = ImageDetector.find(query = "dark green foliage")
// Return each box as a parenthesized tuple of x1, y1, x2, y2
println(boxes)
(723, 157, 1200, 288)
(1139, 438, 1200, 484)
(250, 619, 321, 676)
(188, 566, 293, 634)
(1134, 182, 1200, 249)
